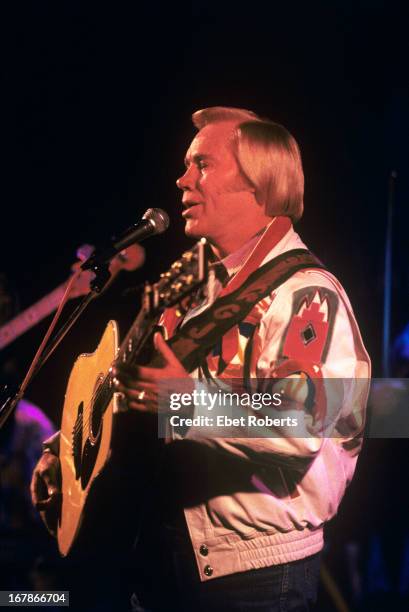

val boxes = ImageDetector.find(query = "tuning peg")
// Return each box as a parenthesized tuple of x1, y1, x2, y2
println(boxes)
(159, 291, 172, 302)
(181, 274, 194, 285)
(171, 281, 183, 293)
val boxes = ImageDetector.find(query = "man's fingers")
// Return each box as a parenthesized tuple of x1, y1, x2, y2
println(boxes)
(113, 376, 156, 395)
(31, 474, 58, 504)
(113, 363, 160, 387)
(35, 491, 62, 511)
(30, 453, 61, 507)
(30, 453, 61, 537)
(154, 332, 181, 366)
(30, 473, 45, 505)
(113, 362, 139, 379)
(112, 364, 163, 388)
(127, 401, 155, 413)
(33, 479, 62, 519)
(117, 385, 157, 404)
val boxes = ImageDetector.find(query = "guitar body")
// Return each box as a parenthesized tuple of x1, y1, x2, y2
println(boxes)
(58, 320, 119, 557)
(55, 239, 207, 558)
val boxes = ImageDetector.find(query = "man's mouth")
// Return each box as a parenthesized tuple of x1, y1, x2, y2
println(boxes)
(182, 201, 201, 216)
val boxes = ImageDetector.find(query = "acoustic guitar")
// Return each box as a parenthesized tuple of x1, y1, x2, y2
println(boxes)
(57, 239, 207, 556)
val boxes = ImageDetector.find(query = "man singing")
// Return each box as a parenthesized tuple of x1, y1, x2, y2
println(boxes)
(32, 107, 370, 611)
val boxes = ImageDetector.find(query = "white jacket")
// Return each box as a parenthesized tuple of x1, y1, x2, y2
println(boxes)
(164, 222, 370, 581)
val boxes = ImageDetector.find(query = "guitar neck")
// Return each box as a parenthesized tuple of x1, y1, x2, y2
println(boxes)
(0, 282, 67, 350)
(117, 306, 159, 367)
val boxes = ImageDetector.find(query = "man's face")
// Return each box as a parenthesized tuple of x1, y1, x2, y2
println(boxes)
(176, 121, 255, 243)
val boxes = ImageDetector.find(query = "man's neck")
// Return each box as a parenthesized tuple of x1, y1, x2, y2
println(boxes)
(210, 218, 272, 259)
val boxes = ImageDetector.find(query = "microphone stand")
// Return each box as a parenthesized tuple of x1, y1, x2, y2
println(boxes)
(0, 261, 111, 430)
(0, 207, 170, 429)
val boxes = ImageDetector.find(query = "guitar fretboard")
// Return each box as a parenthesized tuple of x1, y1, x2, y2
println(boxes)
(0, 283, 66, 350)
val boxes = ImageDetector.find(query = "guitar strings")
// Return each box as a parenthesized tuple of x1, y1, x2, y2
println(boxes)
(70, 246, 205, 442)
(71, 322, 157, 438)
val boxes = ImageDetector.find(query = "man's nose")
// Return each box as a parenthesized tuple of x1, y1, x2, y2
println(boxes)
(176, 166, 195, 191)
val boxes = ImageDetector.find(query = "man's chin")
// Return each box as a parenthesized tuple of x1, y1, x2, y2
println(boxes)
(184, 219, 203, 238)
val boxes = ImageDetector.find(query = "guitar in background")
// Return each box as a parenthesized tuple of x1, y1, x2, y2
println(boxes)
(0, 243, 145, 351)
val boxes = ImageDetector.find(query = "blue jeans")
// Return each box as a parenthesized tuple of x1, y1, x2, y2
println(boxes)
(178, 554, 321, 612)
(201, 556, 320, 611)
(132, 549, 321, 611)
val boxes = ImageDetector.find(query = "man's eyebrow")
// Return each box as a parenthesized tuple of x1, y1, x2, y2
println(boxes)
(184, 153, 213, 167)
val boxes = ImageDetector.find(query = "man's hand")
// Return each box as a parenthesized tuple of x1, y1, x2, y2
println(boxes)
(30, 451, 62, 537)
(112, 332, 194, 413)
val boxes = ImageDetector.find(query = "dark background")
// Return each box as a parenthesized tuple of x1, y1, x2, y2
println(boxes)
(1, 1, 408, 609)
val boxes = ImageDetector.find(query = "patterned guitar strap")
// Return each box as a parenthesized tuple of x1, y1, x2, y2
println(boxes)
(153, 217, 326, 373)
(163, 248, 326, 373)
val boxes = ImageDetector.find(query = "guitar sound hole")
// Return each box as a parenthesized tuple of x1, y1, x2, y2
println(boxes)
(81, 375, 105, 489)
(89, 375, 105, 444)
(72, 402, 83, 480)
(90, 405, 102, 442)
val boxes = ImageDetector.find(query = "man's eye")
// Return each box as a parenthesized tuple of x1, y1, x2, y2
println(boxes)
(198, 162, 208, 171)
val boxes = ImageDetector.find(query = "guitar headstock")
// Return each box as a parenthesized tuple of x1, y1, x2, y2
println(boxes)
(143, 238, 208, 313)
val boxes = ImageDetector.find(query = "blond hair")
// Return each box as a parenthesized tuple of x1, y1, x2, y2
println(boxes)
(191, 106, 304, 222)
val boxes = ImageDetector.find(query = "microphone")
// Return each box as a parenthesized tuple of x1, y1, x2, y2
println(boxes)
(81, 208, 169, 271)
